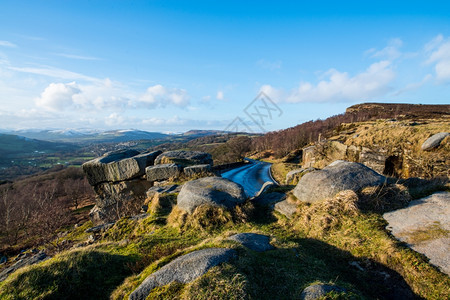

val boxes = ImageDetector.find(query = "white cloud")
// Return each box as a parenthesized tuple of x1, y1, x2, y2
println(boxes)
(105, 113, 125, 126)
(261, 60, 395, 103)
(0, 40, 17, 48)
(368, 38, 403, 61)
(138, 84, 189, 108)
(394, 74, 432, 96)
(425, 35, 450, 82)
(35, 82, 81, 111)
(216, 90, 224, 100)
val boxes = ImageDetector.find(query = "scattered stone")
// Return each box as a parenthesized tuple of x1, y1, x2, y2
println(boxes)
(383, 191, 450, 275)
(349, 261, 364, 271)
(183, 164, 213, 177)
(87, 235, 95, 244)
(0, 256, 6, 264)
(146, 164, 181, 182)
(83, 149, 162, 185)
(131, 213, 150, 221)
(0, 251, 48, 282)
(129, 248, 235, 300)
(421, 132, 449, 151)
(85, 222, 115, 233)
(254, 181, 275, 197)
(177, 177, 246, 214)
(274, 199, 297, 218)
(300, 283, 346, 300)
(155, 150, 213, 167)
(293, 161, 385, 203)
(146, 184, 180, 198)
(227, 233, 274, 252)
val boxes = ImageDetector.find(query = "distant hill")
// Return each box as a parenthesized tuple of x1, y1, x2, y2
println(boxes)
(0, 134, 77, 156)
(183, 130, 229, 136)
(6, 129, 170, 144)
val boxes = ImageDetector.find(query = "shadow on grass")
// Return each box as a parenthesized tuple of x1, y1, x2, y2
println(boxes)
(229, 237, 421, 300)
(0, 249, 134, 300)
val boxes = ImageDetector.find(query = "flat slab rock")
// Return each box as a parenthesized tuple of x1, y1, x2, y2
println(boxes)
(227, 233, 274, 252)
(146, 184, 180, 198)
(274, 199, 297, 218)
(129, 248, 235, 300)
(83, 150, 162, 185)
(155, 150, 213, 166)
(177, 177, 246, 214)
(145, 163, 181, 182)
(293, 160, 385, 203)
(383, 191, 450, 275)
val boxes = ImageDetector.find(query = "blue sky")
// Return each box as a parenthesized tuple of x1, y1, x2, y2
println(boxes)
(0, 1, 449, 133)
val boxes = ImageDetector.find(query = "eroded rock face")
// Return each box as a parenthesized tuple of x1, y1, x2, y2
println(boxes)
(293, 161, 385, 203)
(383, 192, 450, 275)
(274, 199, 297, 218)
(285, 168, 316, 185)
(155, 150, 213, 166)
(83, 149, 162, 224)
(83, 150, 162, 185)
(0, 251, 48, 282)
(177, 177, 246, 214)
(129, 248, 235, 300)
(183, 164, 213, 177)
(145, 163, 181, 182)
(421, 132, 449, 151)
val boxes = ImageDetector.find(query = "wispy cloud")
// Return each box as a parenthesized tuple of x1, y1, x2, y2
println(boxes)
(256, 59, 282, 70)
(55, 53, 100, 60)
(0, 40, 17, 48)
(138, 84, 190, 108)
(9, 65, 100, 82)
(216, 90, 224, 100)
(425, 34, 450, 83)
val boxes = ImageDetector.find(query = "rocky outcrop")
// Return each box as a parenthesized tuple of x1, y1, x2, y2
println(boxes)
(383, 192, 450, 275)
(300, 283, 346, 299)
(421, 132, 449, 151)
(227, 233, 274, 252)
(129, 248, 235, 300)
(83, 150, 162, 185)
(83, 149, 161, 224)
(146, 184, 180, 199)
(155, 150, 213, 166)
(177, 177, 246, 214)
(183, 164, 213, 177)
(293, 161, 385, 203)
(145, 164, 181, 181)
(0, 251, 48, 282)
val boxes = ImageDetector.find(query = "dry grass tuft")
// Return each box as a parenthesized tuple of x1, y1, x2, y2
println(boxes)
(358, 184, 411, 213)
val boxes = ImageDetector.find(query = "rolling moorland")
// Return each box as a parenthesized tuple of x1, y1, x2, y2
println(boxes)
(0, 102, 449, 299)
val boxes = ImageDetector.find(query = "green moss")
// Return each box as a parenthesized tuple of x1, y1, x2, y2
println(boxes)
(406, 222, 449, 243)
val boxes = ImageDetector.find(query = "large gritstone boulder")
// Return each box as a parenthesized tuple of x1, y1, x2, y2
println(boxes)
(177, 177, 246, 214)
(155, 150, 213, 167)
(293, 160, 385, 203)
(227, 233, 274, 252)
(83, 150, 162, 185)
(145, 163, 181, 182)
(129, 248, 235, 300)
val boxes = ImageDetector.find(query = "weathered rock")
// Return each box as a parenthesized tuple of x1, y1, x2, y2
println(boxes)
(146, 184, 180, 199)
(227, 233, 274, 252)
(300, 283, 346, 299)
(293, 161, 385, 203)
(359, 147, 387, 174)
(0, 251, 48, 282)
(421, 132, 449, 151)
(177, 177, 246, 214)
(254, 181, 275, 197)
(83, 150, 162, 185)
(129, 248, 235, 300)
(155, 150, 213, 166)
(302, 146, 317, 168)
(146, 164, 181, 182)
(285, 168, 315, 185)
(274, 199, 297, 218)
(383, 192, 450, 275)
(183, 164, 213, 177)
